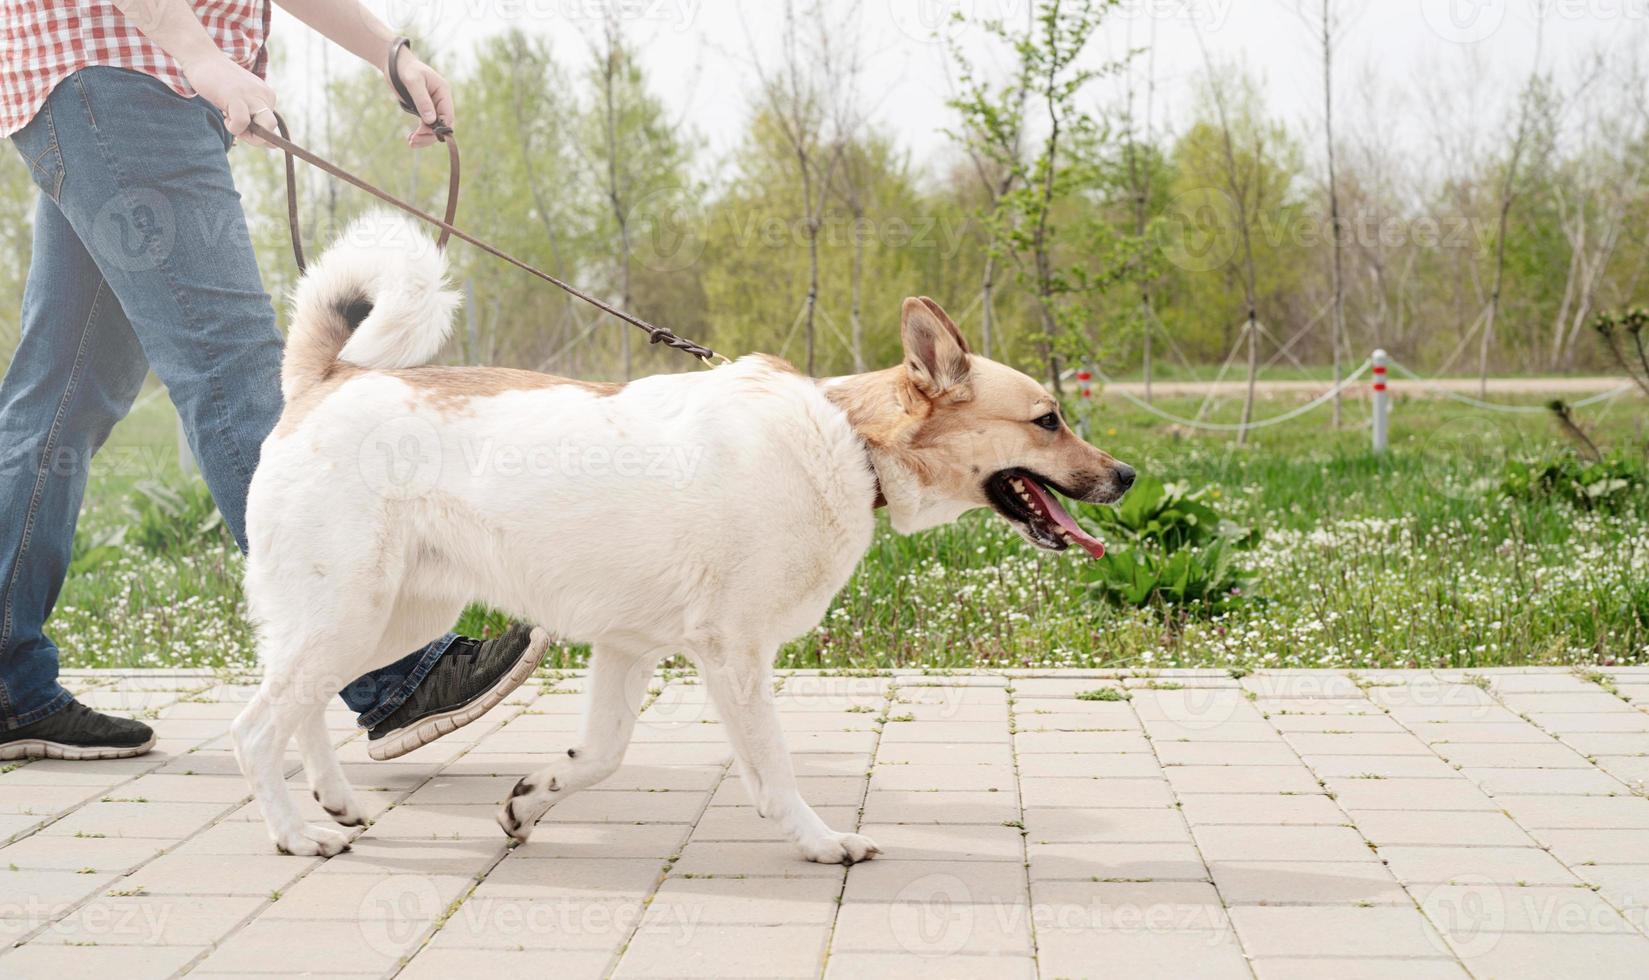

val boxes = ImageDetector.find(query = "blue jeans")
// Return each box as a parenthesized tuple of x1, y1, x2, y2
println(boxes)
(0, 67, 452, 731)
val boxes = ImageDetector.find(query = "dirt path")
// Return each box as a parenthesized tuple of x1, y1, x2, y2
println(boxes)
(1101, 376, 1637, 398)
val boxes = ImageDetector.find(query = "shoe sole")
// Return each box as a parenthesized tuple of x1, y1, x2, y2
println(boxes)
(0, 732, 156, 761)
(367, 626, 552, 761)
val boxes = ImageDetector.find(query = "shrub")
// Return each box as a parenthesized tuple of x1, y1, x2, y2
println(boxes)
(125, 479, 235, 556)
(1500, 454, 1643, 512)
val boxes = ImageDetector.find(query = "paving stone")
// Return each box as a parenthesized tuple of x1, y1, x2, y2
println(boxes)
(1154, 741, 1303, 766)
(1036, 924, 1251, 979)
(692, 805, 859, 842)
(31, 894, 262, 946)
(119, 852, 317, 896)
(1210, 860, 1411, 905)
(1022, 806, 1191, 844)
(194, 917, 421, 972)
(1461, 766, 1633, 796)
(1028, 842, 1208, 882)
(830, 898, 1034, 955)
(1163, 765, 1326, 794)
(825, 952, 1035, 979)
(873, 741, 1014, 766)
(1030, 879, 1229, 931)
(1433, 741, 1591, 769)
(647, 875, 841, 924)
(1298, 754, 1463, 779)
(1350, 809, 1533, 847)
(1537, 828, 1649, 864)
(399, 948, 612, 980)
(1444, 931, 1649, 978)
(710, 775, 866, 807)
(1497, 794, 1649, 829)
(1178, 792, 1348, 826)
(0, 943, 205, 979)
(1416, 882, 1636, 936)
(1251, 958, 1469, 979)
(843, 860, 1027, 903)
(856, 823, 1025, 861)
(1230, 905, 1446, 957)
(1283, 732, 1433, 755)
(1018, 776, 1173, 808)
(862, 790, 1021, 825)
(1323, 776, 1498, 811)
(614, 923, 830, 977)
(1192, 825, 1378, 863)
(1378, 846, 1579, 885)
(1016, 752, 1163, 778)
(870, 764, 1014, 793)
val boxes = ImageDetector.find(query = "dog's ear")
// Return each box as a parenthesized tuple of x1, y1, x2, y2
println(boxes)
(901, 296, 972, 401)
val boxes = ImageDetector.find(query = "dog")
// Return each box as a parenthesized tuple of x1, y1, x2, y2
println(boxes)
(232, 214, 1135, 863)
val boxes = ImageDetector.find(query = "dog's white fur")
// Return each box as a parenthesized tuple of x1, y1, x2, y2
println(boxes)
(233, 214, 1130, 862)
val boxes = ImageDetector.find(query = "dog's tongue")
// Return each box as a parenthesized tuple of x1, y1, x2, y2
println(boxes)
(1021, 478, 1106, 558)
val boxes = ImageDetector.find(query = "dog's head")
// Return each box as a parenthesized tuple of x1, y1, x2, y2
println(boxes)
(841, 297, 1135, 557)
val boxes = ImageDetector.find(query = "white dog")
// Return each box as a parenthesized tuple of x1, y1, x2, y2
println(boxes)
(233, 214, 1134, 863)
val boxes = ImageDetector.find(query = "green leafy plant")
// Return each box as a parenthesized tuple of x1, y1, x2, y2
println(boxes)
(1076, 475, 1258, 616)
(1083, 537, 1252, 613)
(125, 479, 233, 556)
(1080, 474, 1256, 553)
(1500, 454, 1643, 512)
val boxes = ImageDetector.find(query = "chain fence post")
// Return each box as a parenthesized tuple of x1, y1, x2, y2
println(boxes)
(1372, 348, 1389, 455)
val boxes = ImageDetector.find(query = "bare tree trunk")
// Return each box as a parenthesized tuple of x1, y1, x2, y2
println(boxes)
(849, 214, 865, 372)
(600, 19, 636, 379)
(1322, 0, 1346, 427)
(980, 252, 997, 361)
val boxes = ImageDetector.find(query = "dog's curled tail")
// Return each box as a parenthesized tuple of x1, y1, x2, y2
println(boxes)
(282, 211, 461, 399)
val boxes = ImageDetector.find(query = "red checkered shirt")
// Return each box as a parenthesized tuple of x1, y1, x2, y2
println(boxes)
(1, 1, 270, 137)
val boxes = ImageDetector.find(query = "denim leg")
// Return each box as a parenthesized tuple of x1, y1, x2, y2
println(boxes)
(341, 634, 459, 729)
(0, 191, 150, 729)
(7, 69, 456, 725)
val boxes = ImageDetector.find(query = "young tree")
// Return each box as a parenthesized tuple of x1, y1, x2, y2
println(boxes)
(949, 0, 1126, 393)
(744, 0, 865, 375)
(582, 14, 699, 379)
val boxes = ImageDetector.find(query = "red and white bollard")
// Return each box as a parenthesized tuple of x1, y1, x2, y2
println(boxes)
(1076, 370, 1092, 400)
(1371, 349, 1389, 455)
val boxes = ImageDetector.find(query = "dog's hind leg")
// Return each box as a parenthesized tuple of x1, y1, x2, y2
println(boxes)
(699, 649, 879, 865)
(497, 641, 657, 841)
(296, 707, 366, 827)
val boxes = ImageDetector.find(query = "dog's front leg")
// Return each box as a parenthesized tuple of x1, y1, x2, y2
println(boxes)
(701, 655, 879, 865)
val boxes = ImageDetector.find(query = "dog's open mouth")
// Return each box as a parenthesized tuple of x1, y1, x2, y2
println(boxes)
(984, 470, 1106, 558)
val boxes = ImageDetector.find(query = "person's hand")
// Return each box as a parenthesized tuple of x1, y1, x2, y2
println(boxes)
(386, 49, 455, 148)
(179, 50, 278, 147)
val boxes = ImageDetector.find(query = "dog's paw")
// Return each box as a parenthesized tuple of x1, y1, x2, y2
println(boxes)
(312, 789, 368, 828)
(273, 823, 353, 858)
(497, 775, 553, 842)
(799, 831, 881, 865)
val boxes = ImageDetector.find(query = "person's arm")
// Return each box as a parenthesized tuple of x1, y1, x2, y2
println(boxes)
(111, 0, 278, 145)
(273, 0, 456, 148)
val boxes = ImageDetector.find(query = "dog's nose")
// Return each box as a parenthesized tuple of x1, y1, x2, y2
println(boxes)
(1114, 463, 1136, 491)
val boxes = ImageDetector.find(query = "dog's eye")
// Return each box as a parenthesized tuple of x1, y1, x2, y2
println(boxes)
(1032, 413, 1060, 431)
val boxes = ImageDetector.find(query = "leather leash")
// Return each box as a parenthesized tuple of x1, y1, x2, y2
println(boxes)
(245, 37, 725, 368)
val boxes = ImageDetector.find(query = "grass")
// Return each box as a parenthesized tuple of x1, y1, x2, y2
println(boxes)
(49, 382, 1649, 672)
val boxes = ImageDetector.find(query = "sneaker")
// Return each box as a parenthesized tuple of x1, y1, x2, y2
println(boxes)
(366, 624, 550, 761)
(0, 700, 156, 761)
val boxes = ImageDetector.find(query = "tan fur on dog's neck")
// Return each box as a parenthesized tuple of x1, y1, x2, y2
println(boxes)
(822, 366, 946, 489)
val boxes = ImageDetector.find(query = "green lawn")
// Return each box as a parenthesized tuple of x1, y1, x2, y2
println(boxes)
(52, 381, 1649, 672)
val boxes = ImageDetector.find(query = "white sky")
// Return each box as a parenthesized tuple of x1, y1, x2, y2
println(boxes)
(271, 0, 1646, 182)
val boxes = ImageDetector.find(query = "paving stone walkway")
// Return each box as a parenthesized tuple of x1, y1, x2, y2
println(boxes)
(3, 667, 1649, 979)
